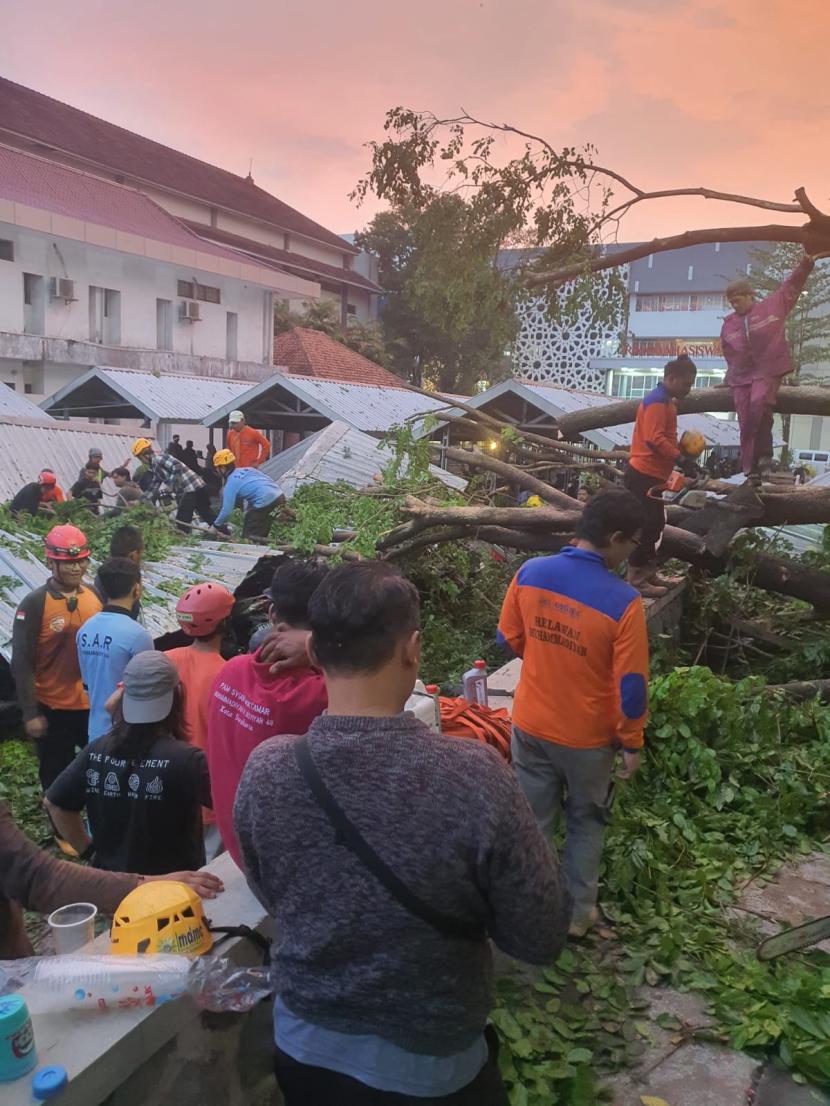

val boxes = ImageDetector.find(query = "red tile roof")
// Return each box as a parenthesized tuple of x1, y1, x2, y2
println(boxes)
(0, 76, 357, 256)
(184, 221, 382, 294)
(0, 144, 270, 267)
(275, 328, 404, 388)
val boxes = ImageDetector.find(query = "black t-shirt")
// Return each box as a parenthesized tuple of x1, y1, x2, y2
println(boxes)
(70, 478, 104, 511)
(10, 483, 42, 515)
(46, 732, 211, 874)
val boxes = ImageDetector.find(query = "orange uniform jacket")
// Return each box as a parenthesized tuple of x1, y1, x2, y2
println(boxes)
(628, 383, 680, 482)
(227, 426, 270, 469)
(497, 547, 648, 750)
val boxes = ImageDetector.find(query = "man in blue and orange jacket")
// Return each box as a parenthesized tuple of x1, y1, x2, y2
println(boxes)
(498, 489, 649, 937)
(623, 354, 698, 597)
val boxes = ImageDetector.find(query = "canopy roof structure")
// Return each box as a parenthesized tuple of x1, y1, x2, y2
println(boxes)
(41, 367, 253, 425)
(455, 379, 744, 452)
(204, 374, 458, 438)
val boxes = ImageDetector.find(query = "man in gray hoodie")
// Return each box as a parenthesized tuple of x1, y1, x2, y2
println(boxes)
(234, 561, 570, 1106)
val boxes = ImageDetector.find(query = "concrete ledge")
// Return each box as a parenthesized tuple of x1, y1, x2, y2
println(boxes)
(7, 853, 271, 1106)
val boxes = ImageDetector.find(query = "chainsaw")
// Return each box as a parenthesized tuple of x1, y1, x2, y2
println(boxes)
(757, 915, 830, 961)
(646, 470, 707, 507)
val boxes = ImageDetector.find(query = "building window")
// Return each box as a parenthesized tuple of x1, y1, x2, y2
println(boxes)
(635, 292, 729, 312)
(156, 299, 173, 351)
(0, 239, 13, 262)
(347, 304, 357, 316)
(647, 255, 653, 269)
(609, 369, 725, 399)
(226, 311, 238, 360)
(23, 273, 45, 334)
(687, 265, 694, 281)
(24, 383, 33, 394)
(89, 286, 121, 344)
(177, 279, 221, 303)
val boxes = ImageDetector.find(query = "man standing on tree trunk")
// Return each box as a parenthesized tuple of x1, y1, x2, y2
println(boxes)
(721, 248, 827, 483)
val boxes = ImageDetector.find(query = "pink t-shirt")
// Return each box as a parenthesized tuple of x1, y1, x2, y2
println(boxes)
(206, 654, 327, 866)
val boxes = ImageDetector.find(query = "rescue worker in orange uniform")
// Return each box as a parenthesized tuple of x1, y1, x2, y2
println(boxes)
(226, 410, 271, 469)
(11, 525, 102, 789)
(623, 354, 698, 597)
(498, 489, 649, 937)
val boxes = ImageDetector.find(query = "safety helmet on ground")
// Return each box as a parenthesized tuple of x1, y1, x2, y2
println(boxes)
(212, 448, 236, 468)
(228, 410, 244, 425)
(131, 437, 153, 458)
(38, 470, 57, 486)
(524, 495, 543, 508)
(679, 430, 706, 459)
(110, 881, 212, 956)
(44, 524, 90, 562)
(175, 581, 235, 637)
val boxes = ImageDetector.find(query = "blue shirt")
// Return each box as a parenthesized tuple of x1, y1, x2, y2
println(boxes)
(214, 467, 282, 526)
(77, 608, 154, 740)
(274, 998, 487, 1097)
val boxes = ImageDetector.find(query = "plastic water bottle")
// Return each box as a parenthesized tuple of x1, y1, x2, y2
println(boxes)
(462, 660, 488, 706)
(25, 955, 191, 1013)
(424, 684, 442, 733)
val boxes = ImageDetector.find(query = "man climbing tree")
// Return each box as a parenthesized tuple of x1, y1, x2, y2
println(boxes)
(722, 249, 830, 482)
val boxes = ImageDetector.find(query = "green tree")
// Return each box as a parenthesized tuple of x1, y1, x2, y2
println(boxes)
(747, 243, 830, 448)
(355, 198, 517, 393)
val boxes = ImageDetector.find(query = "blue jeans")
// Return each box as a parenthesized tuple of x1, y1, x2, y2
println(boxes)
(511, 727, 615, 925)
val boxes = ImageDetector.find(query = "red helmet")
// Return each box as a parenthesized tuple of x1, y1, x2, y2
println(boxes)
(175, 581, 234, 637)
(38, 470, 57, 486)
(44, 524, 90, 561)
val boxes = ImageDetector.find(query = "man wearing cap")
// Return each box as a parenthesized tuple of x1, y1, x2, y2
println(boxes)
(45, 651, 213, 875)
(78, 447, 108, 483)
(226, 411, 271, 469)
(721, 247, 830, 481)
(211, 449, 285, 540)
(130, 438, 219, 533)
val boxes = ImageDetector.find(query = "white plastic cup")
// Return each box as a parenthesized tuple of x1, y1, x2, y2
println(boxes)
(47, 903, 98, 954)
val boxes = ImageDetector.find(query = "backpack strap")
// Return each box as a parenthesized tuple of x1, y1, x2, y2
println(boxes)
(293, 736, 484, 943)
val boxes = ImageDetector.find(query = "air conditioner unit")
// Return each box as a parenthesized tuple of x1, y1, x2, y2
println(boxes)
(49, 277, 76, 302)
(179, 300, 201, 322)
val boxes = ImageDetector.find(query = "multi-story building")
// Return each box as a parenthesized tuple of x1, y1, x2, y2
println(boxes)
(0, 143, 316, 402)
(0, 76, 382, 327)
(505, 241, 758, 398)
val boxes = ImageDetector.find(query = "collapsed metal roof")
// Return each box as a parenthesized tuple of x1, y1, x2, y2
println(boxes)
(261, 420, 467, 495)
(0, 530, 269, 662)
(0, 416, 147, 504)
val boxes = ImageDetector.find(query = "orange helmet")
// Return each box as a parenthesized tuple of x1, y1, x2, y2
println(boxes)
(175, 581, 235, 637)
(45, 524, 89, 561)
(38, 470, 57, 486)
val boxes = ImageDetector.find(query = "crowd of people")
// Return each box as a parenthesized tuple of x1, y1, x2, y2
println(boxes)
(3, 484, 653, 1103)
(7, 415, 283, 539)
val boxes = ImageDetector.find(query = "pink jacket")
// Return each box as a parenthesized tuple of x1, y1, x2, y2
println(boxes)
(721, 257, 813, 386)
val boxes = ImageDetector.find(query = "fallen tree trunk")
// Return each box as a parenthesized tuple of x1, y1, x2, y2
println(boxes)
(428, 445, 578, 509)
(765, 679, 830, 703)
(402, 503, 581, 530)
(553, 386, 830, 438)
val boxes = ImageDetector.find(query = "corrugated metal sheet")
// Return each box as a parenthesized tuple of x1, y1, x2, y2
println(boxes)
(468, 380, 743, 451)
(0, 529, 271, 661)
(0, 384, 54, 419)
(42, 367, 252, 422)
(205, 373, 457, 435)
(261, 421, 467, 495)
(0, 416, 147, 503)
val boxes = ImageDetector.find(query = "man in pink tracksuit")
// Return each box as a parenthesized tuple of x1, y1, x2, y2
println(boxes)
(721, 248, 826, 480)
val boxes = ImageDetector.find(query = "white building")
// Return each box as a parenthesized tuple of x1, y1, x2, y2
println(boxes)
(0, 76, 382, 327)
(0, 143, 316, 402)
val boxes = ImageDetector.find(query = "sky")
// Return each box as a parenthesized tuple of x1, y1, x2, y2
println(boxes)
(3, 0, 829, 243)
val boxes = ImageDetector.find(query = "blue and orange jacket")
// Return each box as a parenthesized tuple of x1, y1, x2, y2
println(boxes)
(497, 547, 648, 750)
(629, 382, 679, 482)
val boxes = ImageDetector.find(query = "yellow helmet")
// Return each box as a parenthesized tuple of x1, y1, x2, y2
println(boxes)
(131, 437, 153, 458)
(213, 448, 236, 468)
(524, 495, 543, 508)
(679, 429, 706, 459)
(110, 881, 213, 957)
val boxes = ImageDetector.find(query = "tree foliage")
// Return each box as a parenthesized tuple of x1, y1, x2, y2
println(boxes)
(355, 199, 518, 393)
